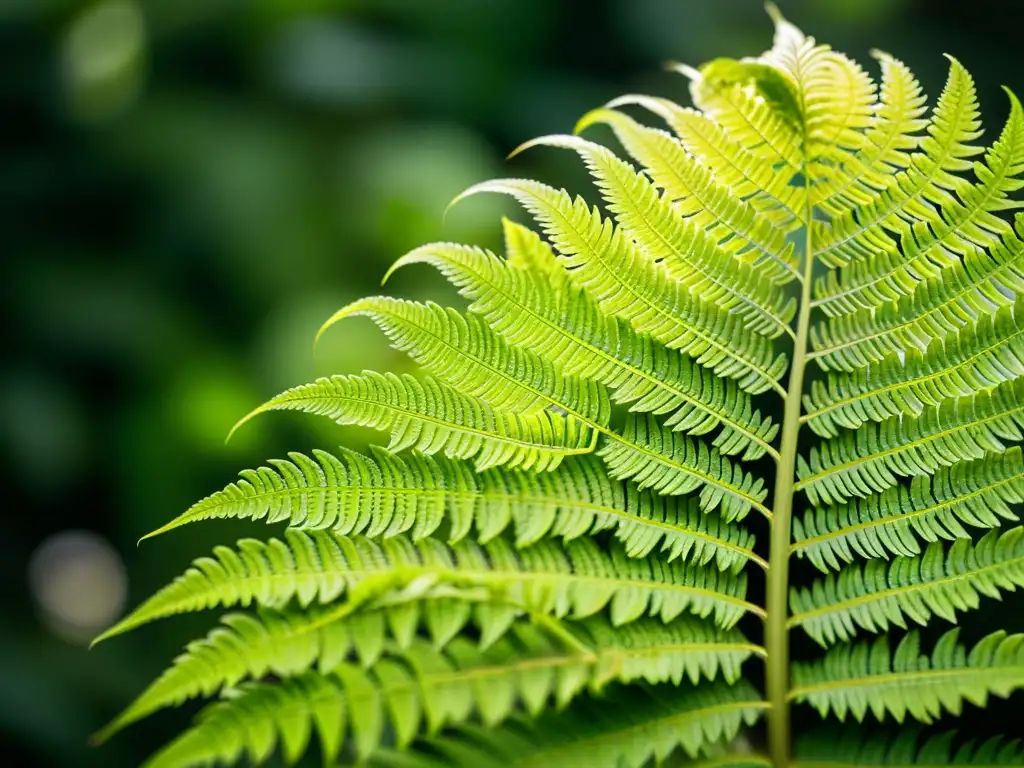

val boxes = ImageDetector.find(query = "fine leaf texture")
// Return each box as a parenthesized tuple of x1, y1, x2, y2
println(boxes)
(790, 629, 1024, 723)
(98, 6, 1024, 766)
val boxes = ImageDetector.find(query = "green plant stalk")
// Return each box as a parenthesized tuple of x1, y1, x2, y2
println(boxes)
(766, 193, 815, 767)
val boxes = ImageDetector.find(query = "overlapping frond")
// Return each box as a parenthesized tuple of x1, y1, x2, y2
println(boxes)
(571, 109, 801, 282)
(602, 413, 770, 521)
(811, 52, 928, 216)
(811, 56, 983, 271)
(796, 377, 1024, 506)
(794, 728, 1024, 767)
(600, 93, 801, 228)
(518, 133, 795, 336)
(804, 295, 1024, 437)
(762, 6, 876, 190)
(454, 178, 789, 395)
(373, 683, 767, 768)
(99, 8, 1024, 767)
(792, 449, 1023, 572)
(682, 57, 803, 178)
(791, 629, 1024, 723)
(103, 612, 758, 748)
(814, 85, 1022, 315)
(789, 528, 1024, 646)
(231, 371, 597, 473)
(810, 224, 1024, 372)
(388, 240, 779, 460)
(97, 530, 759, 644)
(146, 448, 762, 572)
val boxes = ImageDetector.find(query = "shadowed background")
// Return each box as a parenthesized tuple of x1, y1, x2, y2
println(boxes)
(2, 0, 1020, 765)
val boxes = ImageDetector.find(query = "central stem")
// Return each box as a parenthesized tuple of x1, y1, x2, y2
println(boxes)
(765, 194, 815, 767)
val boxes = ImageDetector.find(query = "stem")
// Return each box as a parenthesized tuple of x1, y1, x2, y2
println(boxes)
(765, 191, 815, 767)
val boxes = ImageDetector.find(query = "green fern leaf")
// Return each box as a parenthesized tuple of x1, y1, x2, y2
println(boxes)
(100, 612, 759, 744)
(810, 221, 1024, 373)
(790, 528, 1024, 645)
(143, 646, 765, 768)
(518, 133, 796, 337)
(231, 371, 597, 472)
(454, 178, 789, 395)
(597, 93, 802, 229)
(814, 86, 1022, 315)
(96, 531, 759, 643)
(792, 449, 1023, 571)
(791, 629, 1024, 723)
(803, 295, 1024, 438)
(144, 448, 762, 571)
(568, 112, 801, 286)
(796, 377, 1024, 506)
(810, 52, 928, 216)
(811, 56, 983, 271)
(387, 240, 780, 460)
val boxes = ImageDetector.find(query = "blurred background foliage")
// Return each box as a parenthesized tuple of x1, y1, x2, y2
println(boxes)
(2, 0, 1020, 765)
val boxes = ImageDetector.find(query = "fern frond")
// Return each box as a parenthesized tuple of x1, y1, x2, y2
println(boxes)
(374, 682, 768, 768)
(810, 225, 1024, 372)
(388, 241, 779, 460)
(96, 531, 759, 643)
(454, 178, 789, 395)
(516, 133, 795, 337)
(601, 413, 770, 521)
(803, 296, 1024, 438)
(792, 449, 1024, 572)
(812, 56, 983, 270)
(232, 371, 597, 473)
(815, 87, 1023, 316)
(794, 728, 1024, 767)
(599, 93, 802, 227)
(145, 448, 762, 571)
(102, 612, 758, 746)
(796, 377, 1024, 506)
(320, 299, 560, 415)
(811, 52, 928, 216)
(790, 629, 1024, 723)
(789, 528, 1024, 646)
(762, 8, 877, 188)
(682, 58, 803, 178)
(501, 217, 560, 276)
(571, 109, 801, 283)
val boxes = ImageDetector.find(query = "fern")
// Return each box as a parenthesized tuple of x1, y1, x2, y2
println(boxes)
(97, 6, 1024, 767)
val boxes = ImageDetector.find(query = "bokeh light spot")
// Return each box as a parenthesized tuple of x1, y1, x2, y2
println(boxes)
(29, 530, 128, 644)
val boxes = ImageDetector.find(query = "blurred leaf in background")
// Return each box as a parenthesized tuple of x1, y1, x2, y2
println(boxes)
(1, 0, 1020, 765)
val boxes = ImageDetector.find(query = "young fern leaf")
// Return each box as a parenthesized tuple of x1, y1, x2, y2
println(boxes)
(814, 85, 1023, 315)
(602, 92, 802, 228)
(453, 178, 789, 395)
(563, 115, 800, 291)
(810, 52, 928, 217)
(789, 528, 1024, 646)
(790, 629, 1024, 723)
